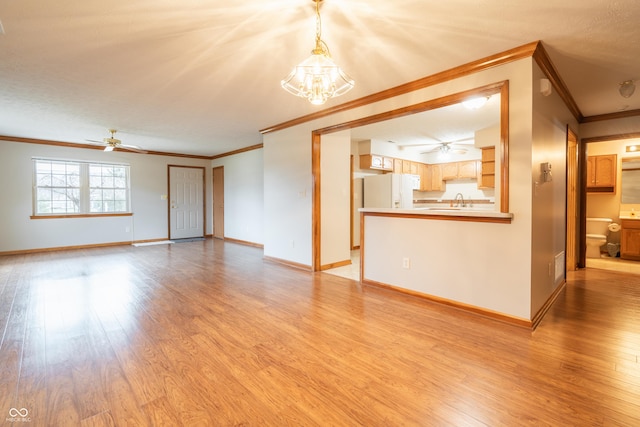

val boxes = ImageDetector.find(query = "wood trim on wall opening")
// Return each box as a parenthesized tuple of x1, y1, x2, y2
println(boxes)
(311, 81, 510, 270)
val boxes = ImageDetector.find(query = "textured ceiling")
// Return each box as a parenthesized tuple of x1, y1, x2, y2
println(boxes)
(1, 0, 639, 156)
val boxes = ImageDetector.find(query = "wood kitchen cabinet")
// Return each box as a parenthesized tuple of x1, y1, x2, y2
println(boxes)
(431, 164, 444, 191)
(420, 163, 430, 191)
(587, 154, 616, 193)
(441, 162, 459, 180)
(441, 161, 477, 180)
(383, 156, 394, 171)
(360, 154, 393, 171)
(393, 158, 403, 173)
(400, 160, 419, 175)
(621, 219, 640, 260)
(458, 161, 477, 178)
(421, 164, 444, 191)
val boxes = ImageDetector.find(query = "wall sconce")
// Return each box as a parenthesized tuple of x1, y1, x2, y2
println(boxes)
(626, 145, 639, 153)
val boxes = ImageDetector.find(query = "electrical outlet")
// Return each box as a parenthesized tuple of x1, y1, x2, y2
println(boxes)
(402, 258, 411, 269)
(290, 240, 295, 248)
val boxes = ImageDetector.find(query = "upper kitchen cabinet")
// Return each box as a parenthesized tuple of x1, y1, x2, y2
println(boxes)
(421, 164, 444, 191)
(360, 154, 393, 171)
(441, 160, 477, 181)
(587, 154, 616, 193)
(393, 158, 403, 173)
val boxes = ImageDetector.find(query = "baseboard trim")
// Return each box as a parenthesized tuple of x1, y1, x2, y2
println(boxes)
(362, 278, 533, 329)
(223, 237, 264, 248)
(531, 280, 566, 330)
(264, 255, 312, 271)
(320, 259, 351, 271)
(0, 239, 168, 256)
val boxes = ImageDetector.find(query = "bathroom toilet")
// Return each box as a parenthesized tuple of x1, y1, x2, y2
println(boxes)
(586, 218, 612, 258)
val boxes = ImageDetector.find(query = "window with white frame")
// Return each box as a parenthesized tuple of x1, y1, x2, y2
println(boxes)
(33, 159, 130, 215)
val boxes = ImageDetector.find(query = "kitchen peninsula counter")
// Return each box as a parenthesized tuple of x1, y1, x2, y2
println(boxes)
(359, 206, 524, 327)
(360, 207, 513, 223)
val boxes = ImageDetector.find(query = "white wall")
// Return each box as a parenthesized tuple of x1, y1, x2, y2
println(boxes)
(263, 129, 313, 266)
(211, 148, 264, 245)
(363, 215, 529, 318)
(580, 116, 640, 139)
(0, 140, 211, 252)
(321, 131, 351, 266)
(530, 64, 578, 315)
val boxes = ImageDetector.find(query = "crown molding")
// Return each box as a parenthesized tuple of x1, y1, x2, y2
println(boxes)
(261, 41, 540, 135)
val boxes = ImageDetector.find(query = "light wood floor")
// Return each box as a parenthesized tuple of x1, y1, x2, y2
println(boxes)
(1, 240, 639, 426)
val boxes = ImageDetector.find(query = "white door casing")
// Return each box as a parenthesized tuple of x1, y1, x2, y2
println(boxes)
(169, 166, 204, 239)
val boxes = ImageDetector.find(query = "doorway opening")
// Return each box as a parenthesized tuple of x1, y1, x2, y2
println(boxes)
(583, 135, 640, 274)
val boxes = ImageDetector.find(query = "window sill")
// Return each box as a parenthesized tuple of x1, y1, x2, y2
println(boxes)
(30, 213, 133, 220)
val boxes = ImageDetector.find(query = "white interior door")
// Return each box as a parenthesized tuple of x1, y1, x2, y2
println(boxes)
(169, 166, 204, 239)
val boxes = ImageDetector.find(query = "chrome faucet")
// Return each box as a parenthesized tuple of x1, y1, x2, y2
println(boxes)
(454, 193, 464, 207)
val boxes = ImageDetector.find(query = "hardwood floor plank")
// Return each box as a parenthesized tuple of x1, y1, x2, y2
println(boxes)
(140, 397, 183, 427)
(44, 365, 82, 426)
(80, 410, 117, 427)
(0, 241, 639, 425)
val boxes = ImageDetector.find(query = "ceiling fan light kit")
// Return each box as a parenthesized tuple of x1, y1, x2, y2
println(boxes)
(281, 0, 354, 105)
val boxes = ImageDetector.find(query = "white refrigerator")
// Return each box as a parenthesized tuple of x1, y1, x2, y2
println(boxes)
(363, 174, 414, 209)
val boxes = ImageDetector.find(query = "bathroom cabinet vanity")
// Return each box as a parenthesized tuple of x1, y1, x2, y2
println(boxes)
(621, 219, 640, 260)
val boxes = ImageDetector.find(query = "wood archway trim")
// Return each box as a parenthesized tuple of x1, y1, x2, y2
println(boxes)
(311, 81, 510, 271)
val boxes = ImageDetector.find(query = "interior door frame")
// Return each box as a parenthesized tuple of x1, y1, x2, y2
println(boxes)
(167, 165, 206, 239)
(213, 166, 224, 239)
(566, 127, 578, 271)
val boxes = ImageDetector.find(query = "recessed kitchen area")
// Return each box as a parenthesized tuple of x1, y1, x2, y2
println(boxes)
(352, 93, 499, 212)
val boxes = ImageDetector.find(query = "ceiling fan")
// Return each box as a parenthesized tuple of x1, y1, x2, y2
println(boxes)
(86, 129, 147, 153)
(398, 137, 474, 155)
(420, 141, 469, 155)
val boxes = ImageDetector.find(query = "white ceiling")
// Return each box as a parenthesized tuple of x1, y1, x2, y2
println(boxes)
(1, 0, 639, 156)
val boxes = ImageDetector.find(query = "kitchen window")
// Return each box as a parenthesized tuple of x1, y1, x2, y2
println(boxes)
(33, 158, 130, 216)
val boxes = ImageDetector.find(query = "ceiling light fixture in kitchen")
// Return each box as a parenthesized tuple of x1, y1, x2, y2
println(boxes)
(462, 96, 490, 110)
(281, 0, 354, 105)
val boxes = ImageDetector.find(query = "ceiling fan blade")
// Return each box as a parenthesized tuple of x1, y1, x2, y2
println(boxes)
(120, 145, 148, 154)
(400, 143, 440, 149)
(419, 147, 441, 154)
(86, 130, 147, 153)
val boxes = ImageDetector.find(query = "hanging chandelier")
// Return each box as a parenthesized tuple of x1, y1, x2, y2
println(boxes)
(281, 0, 354, 105)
